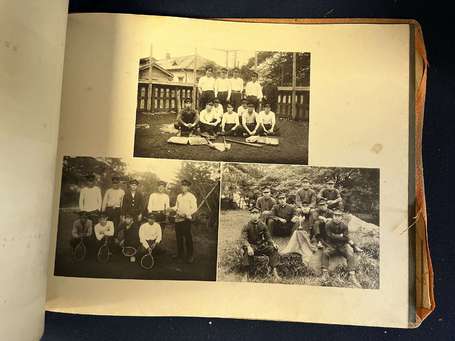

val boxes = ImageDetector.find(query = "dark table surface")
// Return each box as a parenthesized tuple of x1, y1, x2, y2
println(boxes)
(43, 1, 453, 339)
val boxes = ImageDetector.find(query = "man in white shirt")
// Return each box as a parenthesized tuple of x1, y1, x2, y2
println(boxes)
(237, 98, 249, 116)
(230, 67, 244, 111)
(147, 180, 170, 228)
(197, 66, 215, 110)
(257, 102, 279, 136)
(214, 67, 231, 111)
(245, 72, 263, 111)
(241, 102, 260, 136)
(138, 212, 162, 256)
(102, 176, 125, 228)
(79, 174, 102, 224)
(221, 102, 240, 136)
(212, 98, 224, 120)
(94, 212, 115, 249)
(172, 179, 198, 263)
(199, 101, 221, 137)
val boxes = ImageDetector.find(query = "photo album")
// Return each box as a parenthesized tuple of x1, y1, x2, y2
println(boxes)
(0, 3, 434, 339)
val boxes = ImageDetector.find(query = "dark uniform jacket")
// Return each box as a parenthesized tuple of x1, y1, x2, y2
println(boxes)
(325, 220, 349, 246)
(178, 108, 199, 124)
(295, 188, 317, 207)
(270, 204, 296, 223)
(256, 196, 276, 212)
(121, 190, 145, 217)
(241, 219, 272, 248)
(318, 188, 341, 201)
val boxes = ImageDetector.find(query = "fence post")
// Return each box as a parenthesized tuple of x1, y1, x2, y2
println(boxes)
(291, 52, 297, 120)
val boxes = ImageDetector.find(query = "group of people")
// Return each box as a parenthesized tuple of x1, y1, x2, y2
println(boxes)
(174, 67, 279, 138)
(240, 177, 363, 287)
(72, 174, 198, 265)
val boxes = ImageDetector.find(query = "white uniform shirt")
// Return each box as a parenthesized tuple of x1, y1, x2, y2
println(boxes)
(198, 76, 215, 92)
(175, 192, 198, 220)
(213, 104, 224, 118)
(102, 188, 125, 210)
(199, 109, 219, 124)
(258, 111, 276, 126)
(222, 112, 240, 125)
(94, 221, 114, 241)
(237, 105, 248, 116)
(245, 81, 263, 99)
(147, 192, 170, 212)
(139, 222, 162, 248)
(230, 77, 244, 92)
(79, 186, 102, 212)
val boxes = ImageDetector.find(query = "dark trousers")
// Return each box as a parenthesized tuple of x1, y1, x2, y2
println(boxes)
(312, 220, 326, 241)
(174, 121, 198, 135)
(246, 95, 259, 111)
(268, 219, 294, 236)
(105, 207, 121, 229)
(217, 91, 228, 110)
(241, 243, 280, 270)
(175, 220, 193, 258)
(241, 123, 257, 135)
(222, 123, 240, 136)
(230, 92, 242, 111)
(259, 123, 279, 136)
(322, 243, 357, 271)
(200, 120, 219, 135)
(199, 90, 215, 110)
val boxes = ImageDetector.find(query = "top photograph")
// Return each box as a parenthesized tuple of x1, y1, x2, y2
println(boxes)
(134, 45, 310, 165)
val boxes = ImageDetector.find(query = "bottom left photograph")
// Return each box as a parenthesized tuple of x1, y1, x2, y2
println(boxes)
(53, 156, 221, 281)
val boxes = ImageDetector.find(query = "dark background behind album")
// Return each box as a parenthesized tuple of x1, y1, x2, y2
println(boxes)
(43, 0, 453, 340)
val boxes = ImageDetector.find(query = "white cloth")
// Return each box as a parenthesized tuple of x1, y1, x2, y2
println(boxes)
(139, 222, 162, 248)
(102, 188, 125, 210)
(245, 81, 263, 99)
(175, 192, 197, 220)
(242, 111, 258, 125)
(199, 109, 219, 124)
(79, 186, 102, 212)
(215, 78, 231, 94)
(213, 105, 224, 118)
(147, 192, 170, 212)
(222, 112, 240, 125)
(230, 77, 244, 92)
(258, 111, 276, 126)
(237, 106, 248, 116)
(198, 75, 215, 92)
(280, 229, 315, 263)
(94, 221, 114, 241)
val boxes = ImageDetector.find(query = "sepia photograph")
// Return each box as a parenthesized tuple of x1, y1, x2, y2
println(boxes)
(134, 45, 310, 164)
(218, 163, 380, 289)
(54, 156, 220, 281)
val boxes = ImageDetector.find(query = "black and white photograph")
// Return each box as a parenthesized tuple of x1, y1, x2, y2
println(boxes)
(54, 156, 220, 281)
(217, 163, 380, 289)
(134, 46, 310, 164)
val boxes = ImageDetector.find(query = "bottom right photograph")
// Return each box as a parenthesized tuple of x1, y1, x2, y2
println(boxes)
(217, 163, 380, 289)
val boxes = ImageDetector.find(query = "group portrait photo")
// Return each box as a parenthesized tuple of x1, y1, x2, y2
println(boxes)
(134, 44, 310, 165)
(217, 163, 380, 289)
(53, 156, 221, 281)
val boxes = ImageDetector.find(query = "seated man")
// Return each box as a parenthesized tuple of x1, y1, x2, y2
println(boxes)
(220, 103, 241, 136)
(199, 100, 221, 137)
(257, 102, 279, 136)
(321, 210, 361, 287)
(237, 98, 248, 116)
(174, 97, 199, 136)
(116, 213, 140, 250)
(93, 212, 115, 249)
(213, 98, 224, 119)
(240, 102, 260, 137)
(70, 211, 93, 252)
(255, 187, 276, 223)
(268, 193, 299, 236)
(138, 212, 162, 257)
(311, 198, 333, 247)
(317, 179, 343, 210)
(240, 207, 281, 281)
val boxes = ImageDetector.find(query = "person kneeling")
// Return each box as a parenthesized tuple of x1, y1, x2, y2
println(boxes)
(138, 212, 162, 259)
(220, 103, 241, 136)
(268, 193, 299, 236)
(320, 210, 361, 287)
(173, 97, 199, 137)
(258, 102, 279, 136)
(94, 212, 115, 250)
(240, 207, 281, 281)
(70, 211, 93, 254)
(199, 101, 221, 137)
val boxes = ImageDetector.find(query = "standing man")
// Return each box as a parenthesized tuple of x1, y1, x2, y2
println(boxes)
(79, 174, 102, 224)
(321, 210, 361, 287)
(262, 80, 279, 113)
(198, 66, 215, 110)
(268, 193, 299, 236)
(173, 179, 198, 263)
(230, 67, 244, 111)
(147, 180, 170, 230)
(318, 179, 343, 210)
(101, 176, 125, 229)
(214, 67, 231, 110)
(174, 97, 199, 136)
(245, 72, 263, 111)
(121, 179, 146, 223)
(240, 207, 281, 281)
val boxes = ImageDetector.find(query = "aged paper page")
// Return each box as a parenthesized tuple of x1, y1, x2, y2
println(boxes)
(0, 0, 68, 340)
(47, 14, 411, 328)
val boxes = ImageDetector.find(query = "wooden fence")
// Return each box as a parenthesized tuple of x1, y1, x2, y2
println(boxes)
(137, 81, 309, 121)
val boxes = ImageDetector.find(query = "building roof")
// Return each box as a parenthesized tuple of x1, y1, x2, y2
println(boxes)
(154, 54, 218, 71)
(139, 61, 174, 79)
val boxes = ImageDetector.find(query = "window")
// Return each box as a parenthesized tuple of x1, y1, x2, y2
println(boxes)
(178, 76, 184, 83)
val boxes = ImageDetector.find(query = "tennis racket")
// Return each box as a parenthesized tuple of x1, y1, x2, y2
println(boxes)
(122, 245, 137, 257)
(72, 237, 86, 262)
(140, 241, 155, 270)
(97, 238, 111, 263)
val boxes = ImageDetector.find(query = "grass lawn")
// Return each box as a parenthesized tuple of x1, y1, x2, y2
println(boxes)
(54, 209, 218, 281)
(134, 112, 308, 164)
(217, 210, 379, 289)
